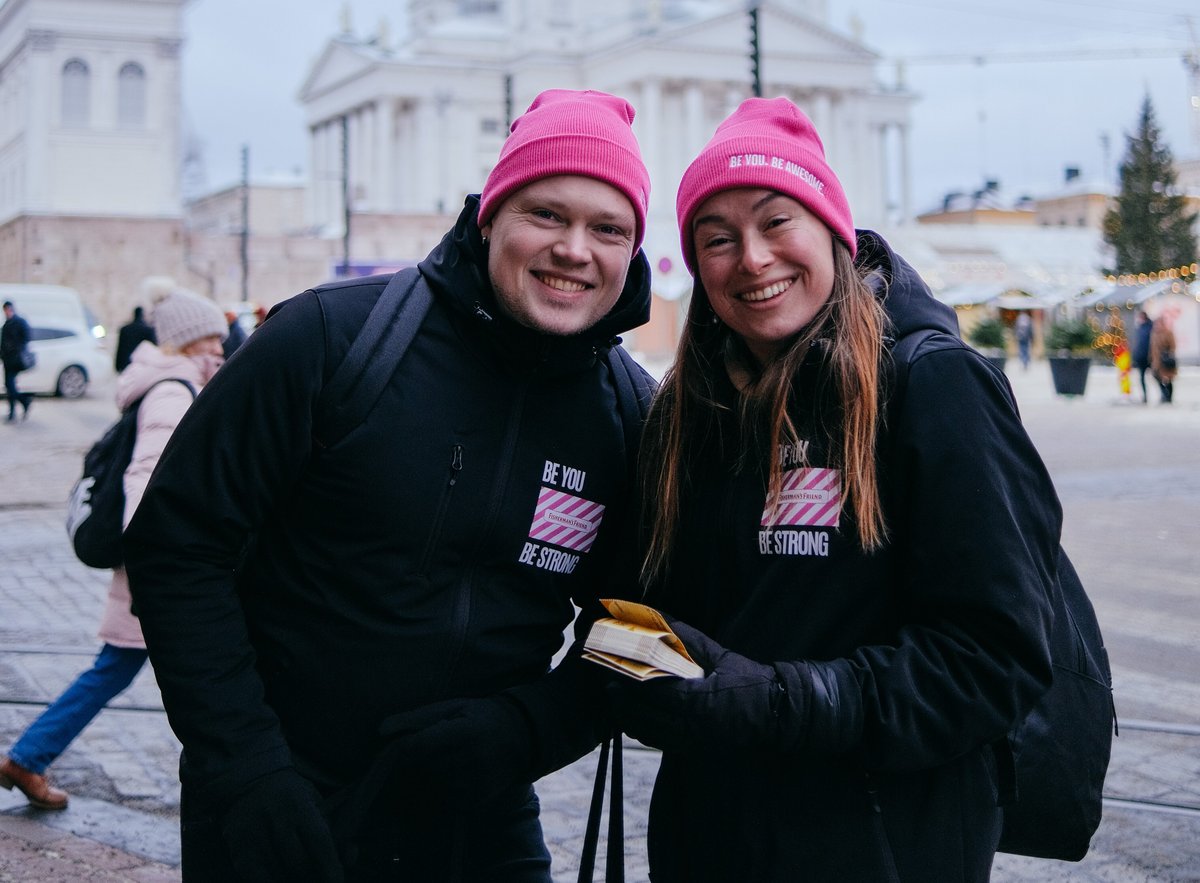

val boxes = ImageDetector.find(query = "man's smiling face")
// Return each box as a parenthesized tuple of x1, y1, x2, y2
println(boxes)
(480, 175, 637, 337)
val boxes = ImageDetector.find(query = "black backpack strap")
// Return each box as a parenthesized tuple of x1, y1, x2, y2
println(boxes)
(577, 731, 625, 883)
(887, 328, 941, 403)
(313, 268, 431, 449)
(577, 737, 609, 883)
(604, 343, 655, 463)
(606, 734, 624, 883)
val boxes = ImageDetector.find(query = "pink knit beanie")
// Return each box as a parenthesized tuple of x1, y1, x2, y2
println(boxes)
(676, 97, 855, 272)
(478, 89, 651, 250)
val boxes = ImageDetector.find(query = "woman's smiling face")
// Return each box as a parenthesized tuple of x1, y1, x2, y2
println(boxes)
(692, 188, 835, 365)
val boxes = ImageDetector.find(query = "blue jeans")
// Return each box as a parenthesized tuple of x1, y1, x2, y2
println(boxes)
(8, 644, 148, 774)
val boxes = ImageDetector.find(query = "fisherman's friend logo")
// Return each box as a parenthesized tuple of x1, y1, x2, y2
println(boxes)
(758, 441, 839, 556)
(519, 460, 605, 574)
(761, 467, 841, 529)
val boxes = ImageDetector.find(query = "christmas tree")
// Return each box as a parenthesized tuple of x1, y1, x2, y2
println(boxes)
(1101, 96, 1198, 275)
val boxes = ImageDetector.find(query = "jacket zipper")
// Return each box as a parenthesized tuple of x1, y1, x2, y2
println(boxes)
(865, 771, 902, 883)
(417, 444, 463, 576)
(441, 381, 530, 688)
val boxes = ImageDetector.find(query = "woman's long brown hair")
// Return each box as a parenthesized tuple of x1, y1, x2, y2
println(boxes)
(639, 240, 889, 589)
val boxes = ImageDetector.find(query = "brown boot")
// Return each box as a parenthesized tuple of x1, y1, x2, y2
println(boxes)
(0, 757, 69, 810)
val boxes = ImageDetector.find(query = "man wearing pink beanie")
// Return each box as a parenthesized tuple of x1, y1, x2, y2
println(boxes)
(124, 89, 655, 881)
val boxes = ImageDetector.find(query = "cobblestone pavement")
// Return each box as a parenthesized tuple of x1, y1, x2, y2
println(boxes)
(1, 360, 1198, 881)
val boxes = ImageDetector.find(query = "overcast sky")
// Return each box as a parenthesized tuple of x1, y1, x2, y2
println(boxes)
(181, 0, 1199, 212)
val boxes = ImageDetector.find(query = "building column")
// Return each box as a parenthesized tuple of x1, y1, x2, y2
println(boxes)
(321, 120, 338, 230)
(307, 123, 320, 228)
(415, 97, 441, 212)
(348, 108, 363, 211)
(898, 122, 912, 223)
(434, 91, 453, 214)
(684, 83, 705, 165)
(396, 105, 414, 213)
(374, 98, 395, 213)
(638, 78, 662, 220)
(844, 96, 865, 220)
(812, 90, 832, 148)
(25, 31, 56, 212)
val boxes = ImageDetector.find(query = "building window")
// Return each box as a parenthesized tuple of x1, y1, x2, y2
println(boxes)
(61, 58, 90, 126)
(480, 118, 501, 135)
(117, 62, 146, 128)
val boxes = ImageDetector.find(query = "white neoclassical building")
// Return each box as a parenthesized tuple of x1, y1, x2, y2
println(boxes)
(0, 0, 184, 222)
(0, 0, 191, 326)
(298, 0, 916, 286)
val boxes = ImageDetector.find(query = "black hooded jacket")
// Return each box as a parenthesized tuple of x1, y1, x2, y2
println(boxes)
(640, 231, 1060, 882)
(124, 197, 652, 803)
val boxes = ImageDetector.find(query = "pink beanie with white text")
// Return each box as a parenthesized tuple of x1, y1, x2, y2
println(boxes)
(478, 89, 651, 250)
(675, 97, 856, 272)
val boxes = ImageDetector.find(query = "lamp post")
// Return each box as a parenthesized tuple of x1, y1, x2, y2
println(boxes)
(749, 4, 762, 97)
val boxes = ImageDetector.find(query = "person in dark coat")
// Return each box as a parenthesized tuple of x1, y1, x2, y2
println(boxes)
(123, 89, 653, 883)
(607, 98, 1061, 882)
(221, 310, 247, 359)
(1131, 309, 1153, 403)
(2, 300, 34, 422)
(114, 306, 157, 372)
(1149, 310, 1178, 404)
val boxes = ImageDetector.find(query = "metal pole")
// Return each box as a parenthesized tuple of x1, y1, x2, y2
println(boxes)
(749, 6, 762, 98)
(239, 144, 249, 302)
(505, 74, 514, 130)
(341, 114, 351, 277)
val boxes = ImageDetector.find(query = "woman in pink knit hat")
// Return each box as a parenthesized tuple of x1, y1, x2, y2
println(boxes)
(2, 288, 226, 812)
(607, 98, 1068, 880)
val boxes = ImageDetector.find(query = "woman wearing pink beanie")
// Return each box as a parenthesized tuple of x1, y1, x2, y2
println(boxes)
(607, 98, 1067, 880)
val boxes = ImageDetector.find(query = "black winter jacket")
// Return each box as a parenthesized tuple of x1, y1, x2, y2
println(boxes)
(125, 198, 651, 805)
(641, 232, 1060, 882)
(1, 313, 31, 372)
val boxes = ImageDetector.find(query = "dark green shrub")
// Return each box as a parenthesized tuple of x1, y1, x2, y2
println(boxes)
(1045, 317, 1099, 355)
(967, 316, 1007, 350)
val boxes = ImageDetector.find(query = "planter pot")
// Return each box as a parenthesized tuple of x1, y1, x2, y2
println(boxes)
(1049, 356, 1090, 396)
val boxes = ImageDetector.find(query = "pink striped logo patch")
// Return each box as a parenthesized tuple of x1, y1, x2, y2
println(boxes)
(761, 467, 841, 528)
(528, 488, 606, 552)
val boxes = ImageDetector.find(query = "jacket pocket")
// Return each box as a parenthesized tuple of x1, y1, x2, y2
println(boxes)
(418, 443, 463, 575)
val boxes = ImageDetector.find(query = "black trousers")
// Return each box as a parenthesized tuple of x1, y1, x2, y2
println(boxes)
(180, 778, 552, 883)
(1158, 378, 1174, 403)
(4, 366, 31, 417)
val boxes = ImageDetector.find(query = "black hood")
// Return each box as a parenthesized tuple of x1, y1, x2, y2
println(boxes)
(855, 230, 959, 343)
(417, 195, 652, 369)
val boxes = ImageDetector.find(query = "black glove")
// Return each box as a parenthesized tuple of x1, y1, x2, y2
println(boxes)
(375, 695, 535, 810)
(606, 617, 866, 756)
(219, 768, 344, 882)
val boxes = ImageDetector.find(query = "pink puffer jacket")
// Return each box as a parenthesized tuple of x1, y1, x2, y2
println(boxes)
(97, 342, 223, 648)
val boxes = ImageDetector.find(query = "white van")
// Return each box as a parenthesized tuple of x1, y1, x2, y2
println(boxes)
(0, 284, 112, 398)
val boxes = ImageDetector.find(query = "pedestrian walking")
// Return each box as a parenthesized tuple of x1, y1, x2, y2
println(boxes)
(123, 89, 654, 882)
(606, 97, 1062, 882)
(221, 310, 247, 359)
(114, 305, 157, 372)
(1015, 311, 1033, 370)
(1131, 310, 1153, 403)
(1, 300, 35, 423)
(0, 289, 227, 810)
(1150, 310, 1178, 404)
